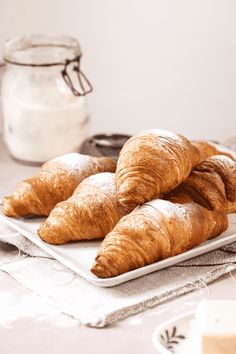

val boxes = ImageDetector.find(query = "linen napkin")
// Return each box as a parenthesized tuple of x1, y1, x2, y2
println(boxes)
(1, 222, 236, 328)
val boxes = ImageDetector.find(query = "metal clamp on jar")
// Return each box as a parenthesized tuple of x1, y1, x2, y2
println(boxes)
(1, 34, 92, 164)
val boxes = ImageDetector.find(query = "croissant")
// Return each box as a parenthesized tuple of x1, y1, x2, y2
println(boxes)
(38, 172, 131, 244)
(191, 140, 233, 163)
(3, 153, 116, 217)
(91, 199, 228, 278)
(115, 129, 233, 208)
(166, 155, 236, 213)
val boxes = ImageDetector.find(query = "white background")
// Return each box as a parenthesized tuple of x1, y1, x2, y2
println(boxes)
(0, 0, 236, 141)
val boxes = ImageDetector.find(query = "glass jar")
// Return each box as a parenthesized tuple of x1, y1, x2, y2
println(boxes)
(1, 34, 92, 164)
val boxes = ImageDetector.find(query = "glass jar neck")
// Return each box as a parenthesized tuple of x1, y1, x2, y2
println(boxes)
(4, 34, 81, 66)
(3, 35, 93, 97)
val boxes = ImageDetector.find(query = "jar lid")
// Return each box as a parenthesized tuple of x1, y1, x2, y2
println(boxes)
(4, 34, 81, 66)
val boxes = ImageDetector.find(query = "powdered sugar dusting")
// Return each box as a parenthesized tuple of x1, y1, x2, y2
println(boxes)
(81, 172, 116, 195)
(140, 129, 184, 144)
(145, 199, 186, 222)
(52, 153, 92, 170)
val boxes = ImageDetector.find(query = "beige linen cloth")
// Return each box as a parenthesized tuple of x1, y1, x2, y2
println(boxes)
(1, 221, 236, 328)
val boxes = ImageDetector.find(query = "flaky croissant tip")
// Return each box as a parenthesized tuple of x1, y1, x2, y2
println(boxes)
(37, 223, 65, 245)
(117, 178, 158, 208)
(91, 255, 118, 278)
(91, 259, 106, 278)
(3, 196, 19, 217)
(99, 157, 117, 173)
(117, 193, 140, 209)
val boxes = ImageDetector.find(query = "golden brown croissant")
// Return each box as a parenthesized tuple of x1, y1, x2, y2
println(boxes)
(38, 172, 131, 244)
(165, 155, 236, 213)
(115, 130, 233, 208)
(91, 199, 228, 278)
(3, 153, 116, 217)
(191, 140, 233, 162)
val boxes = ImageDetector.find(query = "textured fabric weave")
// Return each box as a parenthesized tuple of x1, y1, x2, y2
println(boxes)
(1, 222, 236, 327)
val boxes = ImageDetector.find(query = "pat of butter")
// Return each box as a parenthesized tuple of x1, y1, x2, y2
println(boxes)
(195, 300, 236, 354)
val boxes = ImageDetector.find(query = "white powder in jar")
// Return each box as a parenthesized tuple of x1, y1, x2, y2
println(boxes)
(2, 66, 89, 163)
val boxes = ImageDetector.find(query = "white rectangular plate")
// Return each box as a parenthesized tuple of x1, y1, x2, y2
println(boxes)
(0, 206, 236, 287)
(1, 139, 236, 288)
